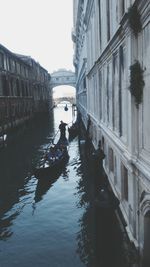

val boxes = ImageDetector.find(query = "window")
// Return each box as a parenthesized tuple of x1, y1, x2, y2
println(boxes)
(2, 75, 9, 96)
(8, 58, 11, 71)
(109, 147, 114, 172)
(120, 0, 125, 17)
(16, 62, 20, 74)
(106, 0, 110, 41)
(10, 78, 14, 96)
(83, 77, 86, 89)
(114, 156, 117, 184)
(16, 79, 20, 96)
(121, 163, 128, 201)
(9, 59, 16, 72)
(119, 45, 124, 136)
(102, 136, 105, 147)
(0, 52, 4, 68)
(107, 65, 109, 123)
(98, 0, 102, 49)
(3, 55, 7, 70)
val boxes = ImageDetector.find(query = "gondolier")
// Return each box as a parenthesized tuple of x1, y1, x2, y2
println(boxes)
(59, 120, 67, 139)
(64, 104, 68, 111)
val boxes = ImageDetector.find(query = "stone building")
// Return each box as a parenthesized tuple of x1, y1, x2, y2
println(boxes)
(73, 0, 150, 265)
(0, 44, 51, 134)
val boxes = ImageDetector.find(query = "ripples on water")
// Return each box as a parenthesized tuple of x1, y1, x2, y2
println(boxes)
(0, 106, 96, 267)
(0, 105, 130, 267)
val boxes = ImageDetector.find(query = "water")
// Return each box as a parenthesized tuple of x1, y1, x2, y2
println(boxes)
(0, 105, 132, 267)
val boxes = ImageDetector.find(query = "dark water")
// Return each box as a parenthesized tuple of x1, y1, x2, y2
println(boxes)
(0, 105, 130, 267)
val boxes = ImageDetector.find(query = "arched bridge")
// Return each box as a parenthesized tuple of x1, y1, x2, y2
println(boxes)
(50, 69, 76, 88)
(54, 97, 76, 105)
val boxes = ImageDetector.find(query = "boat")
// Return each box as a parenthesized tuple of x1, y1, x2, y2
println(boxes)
(0, 134, 7, 148)
(68, 122, 79, 141)
(94, 188, 120, 211)
(34, 137, 69, 179)
(64, 104, 68, 111)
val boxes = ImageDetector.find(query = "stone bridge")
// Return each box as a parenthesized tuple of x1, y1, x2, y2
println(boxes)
(50, 69, 76, 89)
(54, 97, 76, 105)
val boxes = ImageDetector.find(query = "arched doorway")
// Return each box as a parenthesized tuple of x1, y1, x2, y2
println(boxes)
(143, 211, 150, 266)
(140, 191, 150, 267)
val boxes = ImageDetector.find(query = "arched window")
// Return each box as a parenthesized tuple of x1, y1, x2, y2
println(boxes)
(2, 75, 9, 96)
(143, 211, 150, 266)
(16, 79, 20, 96)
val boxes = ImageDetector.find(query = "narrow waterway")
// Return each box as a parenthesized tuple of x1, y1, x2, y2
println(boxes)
(0, 105, 133, 267)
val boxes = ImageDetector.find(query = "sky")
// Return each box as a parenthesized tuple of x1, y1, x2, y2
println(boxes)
(0, 0, 74, 74)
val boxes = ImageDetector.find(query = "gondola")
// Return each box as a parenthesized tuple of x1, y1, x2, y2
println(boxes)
(34, 137, 69, 179)
(68, 122, 79, 141)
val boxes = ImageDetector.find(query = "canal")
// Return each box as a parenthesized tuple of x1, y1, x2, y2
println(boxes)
(0, 104, 135, 267)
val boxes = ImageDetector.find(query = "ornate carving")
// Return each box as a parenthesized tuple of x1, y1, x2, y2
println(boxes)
(140, 191, 150, 216)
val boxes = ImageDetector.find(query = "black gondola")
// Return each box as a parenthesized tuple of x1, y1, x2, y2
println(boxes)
(34, 137, 69, 179)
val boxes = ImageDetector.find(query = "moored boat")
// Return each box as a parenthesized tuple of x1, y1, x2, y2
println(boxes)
(94, 188, 120, 211)
(68, 122, 79, 141)
(0, 134, 7, 148)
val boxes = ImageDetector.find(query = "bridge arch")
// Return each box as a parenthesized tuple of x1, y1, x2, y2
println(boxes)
(50, 69, 76, 89)
(54, 96, 76, 105)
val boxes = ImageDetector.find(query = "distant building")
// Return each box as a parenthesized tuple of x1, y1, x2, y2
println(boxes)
(73, 0, 150, 265)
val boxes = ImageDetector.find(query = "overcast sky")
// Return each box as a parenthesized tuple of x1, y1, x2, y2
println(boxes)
(0, 0, 74, 74)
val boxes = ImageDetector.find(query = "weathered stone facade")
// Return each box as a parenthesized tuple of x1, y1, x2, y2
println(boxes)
(0, 44, 51, 133)
(73, 0, 150, 265)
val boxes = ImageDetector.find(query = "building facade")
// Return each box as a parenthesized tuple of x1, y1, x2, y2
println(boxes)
(73, 0, 150, 265)
(0, 44, 51, 134)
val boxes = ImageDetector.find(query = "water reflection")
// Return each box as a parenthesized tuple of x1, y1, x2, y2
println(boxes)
(76, 207, 96, 267)
(0, 211, 17, 240)
(74, 143, 129, 267)
(34, 167, 68, 203)
(0, 114, 54, 241)
(0, 106, 73, 240)
(0, 105, 130, 267)
(74, 148, 97, 267)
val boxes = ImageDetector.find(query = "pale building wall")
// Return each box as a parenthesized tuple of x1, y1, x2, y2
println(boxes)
(73, 0, 150, 263)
